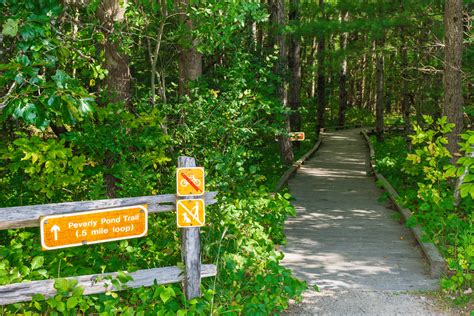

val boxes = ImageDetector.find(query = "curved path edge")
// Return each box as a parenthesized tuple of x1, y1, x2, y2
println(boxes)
(280, 128, 454, 315)
(360, 130, 447, 278)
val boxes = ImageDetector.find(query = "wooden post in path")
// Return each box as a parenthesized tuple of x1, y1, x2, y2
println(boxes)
(178, 156, 201, 300)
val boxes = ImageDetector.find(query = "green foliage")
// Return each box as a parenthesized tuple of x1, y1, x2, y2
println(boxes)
(456, 131, 474, 200)
(0, 135, 86, 204)
(327, 107, 374, 127)
(0, 7, 305, 313)
(372, 117, 473, 303)
(403, 116, 454, 207)
(0, 0, 102, 128)
(190, 0, 268, 55)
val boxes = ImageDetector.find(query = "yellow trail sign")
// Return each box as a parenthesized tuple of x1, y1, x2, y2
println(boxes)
(40, 205, 148, 250)
(176, 199, 205, 227)
(289, 132, 305, 141)
(177, 167, 205, 196)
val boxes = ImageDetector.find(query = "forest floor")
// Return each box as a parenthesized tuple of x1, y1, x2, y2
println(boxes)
(281, 129, 458, 315)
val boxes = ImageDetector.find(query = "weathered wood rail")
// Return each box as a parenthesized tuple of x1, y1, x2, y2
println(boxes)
(0, 265, 217, 306)
(0, 192, 217, 230)
(0, 156, 217, 305)
(361, 130, 446, 277)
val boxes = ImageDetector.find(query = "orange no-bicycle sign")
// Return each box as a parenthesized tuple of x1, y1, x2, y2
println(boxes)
(40, 205, 148, 250)
(176, 167, 205, 196)
(177, 199, 205, 228)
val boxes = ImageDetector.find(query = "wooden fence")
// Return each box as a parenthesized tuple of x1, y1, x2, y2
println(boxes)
(0, 156, 217, 306)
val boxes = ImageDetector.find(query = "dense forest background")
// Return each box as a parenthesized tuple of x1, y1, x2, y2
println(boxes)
(0, 0, 473, 314)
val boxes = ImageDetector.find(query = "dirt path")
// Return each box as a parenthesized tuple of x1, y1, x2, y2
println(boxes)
(281, 129, 453, 315)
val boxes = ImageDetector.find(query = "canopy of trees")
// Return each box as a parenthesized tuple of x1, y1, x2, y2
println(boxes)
(0, 0, 472, 313)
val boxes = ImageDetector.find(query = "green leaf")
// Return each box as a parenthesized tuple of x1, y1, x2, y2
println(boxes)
(117, 271, 133, 284)
(2, 19, 19, 37)
(66, 296, 78, 309)
(34, 301, 42, 311)
(78, 97, 94, 114)
(32, 294, 45, 302)
(56, 301, 65, 312)
(17, 55, 31, 66)
(22, 103, 38, 124)
(72, 286, 84, 296)
(160, 287, 173, 303)
(31, 256, 44, 270)
(54, 278, 69, 292)
(52, 70, 69, 88)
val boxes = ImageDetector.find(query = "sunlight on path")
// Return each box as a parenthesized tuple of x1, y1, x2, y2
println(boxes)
(281, 129, 452, 315)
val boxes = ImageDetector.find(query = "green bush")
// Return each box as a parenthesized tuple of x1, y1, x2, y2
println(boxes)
(371, 116, 473, 304)
(0, 49, 306, 315)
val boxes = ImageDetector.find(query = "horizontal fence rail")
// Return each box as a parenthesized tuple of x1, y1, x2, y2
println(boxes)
(0, 192, 218, 230)
(0, 264, 217, 305)
(0, 156, 219, 306)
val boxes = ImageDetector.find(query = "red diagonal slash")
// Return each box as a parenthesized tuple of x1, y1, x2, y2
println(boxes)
(181, 173, 202, 192)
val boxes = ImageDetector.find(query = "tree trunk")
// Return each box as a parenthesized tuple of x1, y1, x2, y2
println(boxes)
(288, 0, 302, 149)
(148, 3, 167, 106)
(177, 0, 202, 97)
(444, 0, 464, 160)
(270, 0, 294, 166)
(308, 37, 318, 99)
(337, 10, 349, 127)
(400, 33, 412, 149)
(316, 0, 326, 135)
(97, 0, 131, 107)
(96, 0, 131, 198)
(375, 36, 385, 142)
(369, 41, 377, 112)
(361, 52, 368, 108)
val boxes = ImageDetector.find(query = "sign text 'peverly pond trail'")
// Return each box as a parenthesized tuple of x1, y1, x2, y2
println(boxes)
(40, 205, 148, 250)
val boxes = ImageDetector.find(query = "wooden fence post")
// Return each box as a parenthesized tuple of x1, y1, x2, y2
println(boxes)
(178, 156, 201, 300)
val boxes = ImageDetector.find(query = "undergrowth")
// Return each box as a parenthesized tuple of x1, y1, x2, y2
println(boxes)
(0, 50, 307, 315)
(371, 116, 473, 306)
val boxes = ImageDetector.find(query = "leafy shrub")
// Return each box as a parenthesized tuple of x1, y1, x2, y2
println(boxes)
(0, 47, 306, 314)
(372, 116, 473, 302)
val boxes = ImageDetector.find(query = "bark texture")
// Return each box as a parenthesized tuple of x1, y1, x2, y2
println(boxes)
(97, 0, 131, 107)
(270, 0, 294, 166)
(375, 37, 385, 142)
(176, 0, 202, 96)
(400, 34, 412, 149)
(316, 0, 326, 135)
(96, 0, 131, 197)
(444, 0, 464, 159)
(337, 10, 349, 127)
(288, 0, 302, 145)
